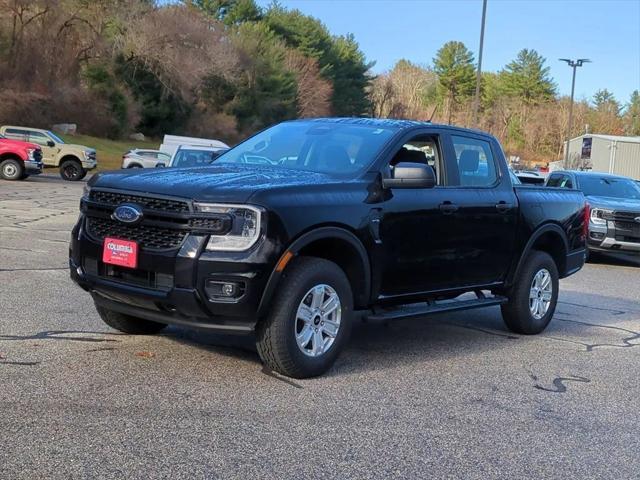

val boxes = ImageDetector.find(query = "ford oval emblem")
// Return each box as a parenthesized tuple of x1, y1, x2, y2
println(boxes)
(112, 204, 143, 224)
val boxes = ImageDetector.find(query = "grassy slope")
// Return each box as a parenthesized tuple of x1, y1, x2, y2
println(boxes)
(60, 134, 160, 171)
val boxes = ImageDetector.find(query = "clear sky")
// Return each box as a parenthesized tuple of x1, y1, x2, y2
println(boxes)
(256, 0, 640, 105)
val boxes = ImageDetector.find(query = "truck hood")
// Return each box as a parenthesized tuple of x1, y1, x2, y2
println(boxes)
(91, 164, 339, 203)
(586, 195, 640, 212)
(0, 138, 39, 151)
(64, 144, 95, 153)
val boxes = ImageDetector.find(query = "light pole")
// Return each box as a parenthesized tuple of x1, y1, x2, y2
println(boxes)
(559, 58, 590, 166)
(472, 0, 488, 127)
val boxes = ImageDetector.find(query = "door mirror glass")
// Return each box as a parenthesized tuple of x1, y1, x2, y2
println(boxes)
(47, 140, 55, 147)
(383, 162, 436, 189)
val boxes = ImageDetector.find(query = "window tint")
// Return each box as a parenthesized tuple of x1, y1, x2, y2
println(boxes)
(390, 135, 442, 185)
(452, 135, 497, 187)
(172, 149, 220, 167)
(28, 131, 51, 146)
(216, 122, 396, 176)
(578, 175, 640, 199)
(4, 128, 29, 140)
(547, 174, 572, 188)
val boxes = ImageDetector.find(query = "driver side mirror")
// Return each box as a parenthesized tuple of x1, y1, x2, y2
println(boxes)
(382, 162, 436, 189)
(47, 140, 55, 147)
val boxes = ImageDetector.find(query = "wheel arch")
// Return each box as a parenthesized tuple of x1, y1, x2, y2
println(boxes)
(59, 154, 82, 165)
(0, 153, 24, 163)
(257, 226, 372, 316)
(510, 223, 569, 285)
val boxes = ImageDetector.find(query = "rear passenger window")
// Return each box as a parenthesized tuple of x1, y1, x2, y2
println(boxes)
(546, 175, 563, 187)
(451, 136, 497, 187)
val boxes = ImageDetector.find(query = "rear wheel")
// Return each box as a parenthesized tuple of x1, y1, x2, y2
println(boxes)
(60, 159, 85, 181)
(256, 257, 353, 378)
(501, 250, 559, 334)
(95, 304, 167, 335)
(0, 159, 24, 181)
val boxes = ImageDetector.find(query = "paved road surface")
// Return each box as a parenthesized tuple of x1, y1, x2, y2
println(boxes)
(1, 175, 639, 479)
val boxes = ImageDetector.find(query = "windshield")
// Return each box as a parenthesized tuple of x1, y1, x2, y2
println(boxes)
(215, 121, 397, 176)
(172, 148, 223, 167)
(579, 175, 640, 200)
(47, 131, 65, 144)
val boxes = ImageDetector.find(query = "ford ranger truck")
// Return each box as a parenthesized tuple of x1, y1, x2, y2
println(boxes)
(546, 170, 640, 255)
(70, 119, 588, 378)
(0, 133, 43, 180)
(0, 126, 97, 181)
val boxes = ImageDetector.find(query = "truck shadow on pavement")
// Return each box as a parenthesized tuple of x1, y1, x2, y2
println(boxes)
(158, 290, 640, 381)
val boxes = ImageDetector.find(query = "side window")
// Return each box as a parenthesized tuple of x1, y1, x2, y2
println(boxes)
(451, 135, 497, 187)
(388, 134, 443, 185)
(546, 174, 563, 187)
(560, 176, 573, 188)
(4, 128, 29, 141)
(28, 131, 51, 147)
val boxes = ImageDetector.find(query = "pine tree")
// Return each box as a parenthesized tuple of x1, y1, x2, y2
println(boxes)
(501, 49, 556, 104)
(432, 41, 475, 124)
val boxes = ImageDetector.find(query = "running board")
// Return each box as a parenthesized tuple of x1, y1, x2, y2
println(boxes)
(365, 293, 508, 322)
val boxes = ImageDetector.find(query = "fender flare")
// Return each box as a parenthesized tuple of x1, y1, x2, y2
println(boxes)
(256, 227, 372, 316)
(509, 223, 569, 285)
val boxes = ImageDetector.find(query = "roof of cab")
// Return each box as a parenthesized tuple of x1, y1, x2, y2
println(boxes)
(293, 117, 494, 137)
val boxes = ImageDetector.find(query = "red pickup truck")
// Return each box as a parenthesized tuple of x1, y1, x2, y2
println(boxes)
(0, 133, 43, 180)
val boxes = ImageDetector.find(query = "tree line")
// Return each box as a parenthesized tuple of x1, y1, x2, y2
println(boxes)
(372, 43, 640, 164)
(1, 0, 638, 164)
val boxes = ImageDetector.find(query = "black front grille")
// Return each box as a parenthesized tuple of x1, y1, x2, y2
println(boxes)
(89, 190, 190, 213)
(86, 217, 187, 251)
(614, 220, 639, 230)
(33, 150, 43, 161)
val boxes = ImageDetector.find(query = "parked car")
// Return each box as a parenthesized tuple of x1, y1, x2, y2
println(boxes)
(70, 118, 587, 378)
(122, 149, 171, 169)
(0, 125, 97, 181)
(546, 170, 640, 254)
(0, 133, 43, 180)
(169, 145, 229, 167)
(159, 134, 229, 158)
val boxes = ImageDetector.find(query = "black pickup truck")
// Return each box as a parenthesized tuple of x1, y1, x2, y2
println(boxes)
(70, 118, 587, 378)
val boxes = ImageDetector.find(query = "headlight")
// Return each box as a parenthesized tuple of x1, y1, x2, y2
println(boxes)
(195, 203, 263, 251)
(26, 148, 36, 160)
(83, 150, 96, 161)
(590, 208, 611, 225)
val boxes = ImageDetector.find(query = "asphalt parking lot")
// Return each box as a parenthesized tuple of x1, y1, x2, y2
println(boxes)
(1, 174, 640, 479)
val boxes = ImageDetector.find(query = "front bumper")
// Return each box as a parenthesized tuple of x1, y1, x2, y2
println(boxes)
(588, 219, 640, 254)
(82, 159, 97, 170)
(24, 159, 43, 175)
(69, 216, 277, 334)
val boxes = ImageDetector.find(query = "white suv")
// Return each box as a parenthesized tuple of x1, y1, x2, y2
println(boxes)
(122, 149, 171, 169)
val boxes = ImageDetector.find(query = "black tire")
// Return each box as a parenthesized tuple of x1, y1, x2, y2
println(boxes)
(501, 250, 559, 334)
(0, 159, 25, 181)
(95, 304, 167, 335)
(256, 256, 353, 379)
(127, 164, 143, 168)
(20, 173, 30, 180)
(59, 159, 84, 181)
(77, 169, 88, 180)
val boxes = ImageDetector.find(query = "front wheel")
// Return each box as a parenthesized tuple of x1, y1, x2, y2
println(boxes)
(501, 250, 559, 334)
(0, 159, 25, 180)
(256, 257, 353, 379)
(59, 159, 85, 181)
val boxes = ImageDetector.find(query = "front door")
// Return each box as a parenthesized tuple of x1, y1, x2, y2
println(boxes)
(27, 131, 58, 166)
(378, 131, 462, 295)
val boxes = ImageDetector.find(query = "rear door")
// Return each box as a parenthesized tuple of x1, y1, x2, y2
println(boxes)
(440, 134, 518, 287)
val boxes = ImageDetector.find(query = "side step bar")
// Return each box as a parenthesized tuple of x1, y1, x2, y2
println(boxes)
(365, 292, 508, 322)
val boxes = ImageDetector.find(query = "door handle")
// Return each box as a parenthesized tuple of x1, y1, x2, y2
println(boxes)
(439, 202, 459, 214)
(495, 201, 514, 213)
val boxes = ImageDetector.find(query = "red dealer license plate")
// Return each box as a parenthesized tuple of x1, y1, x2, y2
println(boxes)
(102, 237, 138, 269)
